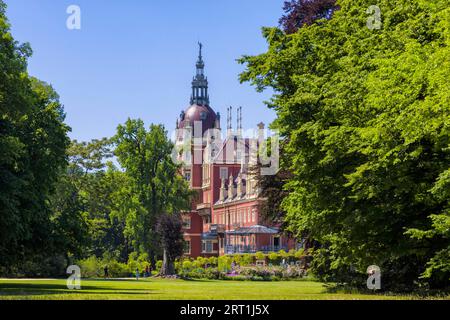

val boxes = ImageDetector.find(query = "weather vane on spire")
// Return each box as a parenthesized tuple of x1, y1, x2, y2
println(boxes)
(191, 42, 209, 105)
(198, 42, 203, 59)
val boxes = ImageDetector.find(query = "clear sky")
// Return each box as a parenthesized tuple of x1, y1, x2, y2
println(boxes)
(5, 0, 283, 142)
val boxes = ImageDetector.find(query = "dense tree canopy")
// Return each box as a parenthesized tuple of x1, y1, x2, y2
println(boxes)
(113, 120, 192, 267)
(240, 0, 450, 289)
(0, 2, 73, 272)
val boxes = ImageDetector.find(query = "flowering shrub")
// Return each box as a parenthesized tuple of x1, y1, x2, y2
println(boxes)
(239, 266, 284, 280)
(283, 265, 307, 278)
(178, 264, 306, 281)
(175, 249, 309, 280)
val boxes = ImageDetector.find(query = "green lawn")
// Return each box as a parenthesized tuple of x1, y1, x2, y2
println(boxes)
(1, 278, 448, 300)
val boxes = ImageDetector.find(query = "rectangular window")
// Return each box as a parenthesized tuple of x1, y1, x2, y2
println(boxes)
(202, 240, 214, 253)
(183, 240, 191, 255)
(236, 150, 242, 161)
(182, 216, 191, 229)
(220, 167, 228, 180)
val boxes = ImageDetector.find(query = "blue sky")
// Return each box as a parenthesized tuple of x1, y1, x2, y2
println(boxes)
(5, 0, 283, 142)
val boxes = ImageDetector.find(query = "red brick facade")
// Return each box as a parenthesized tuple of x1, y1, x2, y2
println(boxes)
(175, 46, 296, 257)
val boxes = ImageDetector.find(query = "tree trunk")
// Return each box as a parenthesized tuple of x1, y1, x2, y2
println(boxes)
(160, 248, 175, 276)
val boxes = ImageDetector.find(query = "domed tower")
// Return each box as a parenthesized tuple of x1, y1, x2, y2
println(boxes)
(176, 43, 222, 258)
(176, 42, 221, 164)
(177, 42, 220, 134)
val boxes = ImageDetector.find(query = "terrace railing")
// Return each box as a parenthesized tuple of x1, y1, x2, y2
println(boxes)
(224, 245, 288, 254)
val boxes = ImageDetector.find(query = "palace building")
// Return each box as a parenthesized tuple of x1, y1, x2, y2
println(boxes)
(175, 44, 296, 258)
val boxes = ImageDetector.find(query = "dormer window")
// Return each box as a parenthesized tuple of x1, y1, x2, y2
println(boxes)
(220, 167, 228, 180)
(200, 111, 207, 120)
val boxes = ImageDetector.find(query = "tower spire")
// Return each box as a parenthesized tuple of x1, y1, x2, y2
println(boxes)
(190, 42, 209, 106)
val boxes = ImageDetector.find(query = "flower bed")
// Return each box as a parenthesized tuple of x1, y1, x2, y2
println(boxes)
(176, 249, 310, 281)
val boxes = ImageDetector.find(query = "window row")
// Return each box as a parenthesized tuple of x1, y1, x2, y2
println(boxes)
(213, 207, 257, 225)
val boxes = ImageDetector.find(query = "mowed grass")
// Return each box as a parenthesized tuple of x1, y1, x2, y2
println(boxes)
(0, 278, 448, 300)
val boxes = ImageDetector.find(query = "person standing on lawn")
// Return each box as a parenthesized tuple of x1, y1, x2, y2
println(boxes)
(135, 268, 139, 280)
(104, 265, 109, 278)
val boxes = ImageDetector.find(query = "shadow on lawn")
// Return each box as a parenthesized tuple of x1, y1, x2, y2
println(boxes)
(0, 283, 157, 297)
(322, 283, 450, 299)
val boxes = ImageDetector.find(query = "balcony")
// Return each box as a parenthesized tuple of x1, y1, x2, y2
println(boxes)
(196, 203, 210, 210)
(210, 224, 225, 234)
(196, 203, 211, 217)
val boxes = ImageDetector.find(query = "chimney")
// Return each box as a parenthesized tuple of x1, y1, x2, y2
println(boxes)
(237, 107, 243, 136)
(215, 112, 221, 129)
(227, 106, 233, 136)
(257, 122, 265, 144)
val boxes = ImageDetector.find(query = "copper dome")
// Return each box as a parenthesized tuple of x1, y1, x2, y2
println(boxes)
(179, 104, 218, 133)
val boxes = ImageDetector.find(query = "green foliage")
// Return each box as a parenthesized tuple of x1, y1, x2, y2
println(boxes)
(232, 254, 242, 264)
(0, 1, 81, 275)
(193, 257, 206, 268)
(218, 255, 232, 272)
(240, 0, 450, 290)
(294, 248, 305, 259)
(178, 263, 307, 281)
(268, 252, 279, 262)
(255, 252, 266, 260)
(77, 256, 103, 278)
(241, 254, 254, 266)
(126, 252, 150, 274)
(77, 256, 129, 278)
(208, 257, 218, 266)
(182, 260, 193, 271)
(113, 120, 193, 265)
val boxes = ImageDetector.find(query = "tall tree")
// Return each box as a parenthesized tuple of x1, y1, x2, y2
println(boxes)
(56, 139, 131, 262)
(240, 0, 450, 290)
(0, 1, 95, 275)
(113, 119, 192, 267)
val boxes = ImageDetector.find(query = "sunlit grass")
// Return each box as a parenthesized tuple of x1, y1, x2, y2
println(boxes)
(0, 278, 448, 300)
